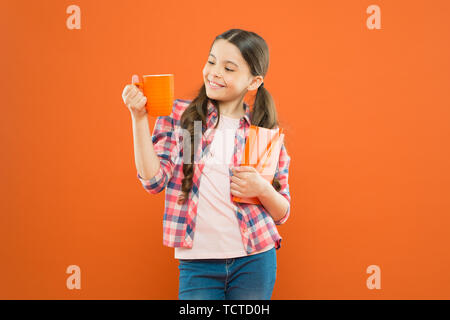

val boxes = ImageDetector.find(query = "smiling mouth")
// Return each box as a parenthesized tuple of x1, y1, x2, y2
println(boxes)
(208, 80, 225, 88)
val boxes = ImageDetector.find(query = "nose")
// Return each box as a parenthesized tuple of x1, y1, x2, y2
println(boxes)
(211, 65, 222, 78)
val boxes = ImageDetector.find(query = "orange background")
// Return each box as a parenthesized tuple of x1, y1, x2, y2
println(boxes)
(1, 0, 449, 299)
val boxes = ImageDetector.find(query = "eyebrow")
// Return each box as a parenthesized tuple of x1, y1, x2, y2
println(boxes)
(209, 54, 239, 68)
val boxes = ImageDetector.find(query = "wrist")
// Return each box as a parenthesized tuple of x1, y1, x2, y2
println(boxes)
(258, 178, 273, 199)
(131, 113, 148, 123)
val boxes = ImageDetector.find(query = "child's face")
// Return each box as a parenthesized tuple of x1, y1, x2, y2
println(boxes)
(203, 39, 260, 101)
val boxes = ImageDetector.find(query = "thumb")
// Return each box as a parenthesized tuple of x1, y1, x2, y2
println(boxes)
(131, 74, 142, 92)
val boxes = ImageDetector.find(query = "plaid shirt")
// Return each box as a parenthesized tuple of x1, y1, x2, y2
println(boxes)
(137, 98, 291, 254)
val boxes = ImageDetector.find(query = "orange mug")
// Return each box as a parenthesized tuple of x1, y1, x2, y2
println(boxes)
(133, 74, 174, 116)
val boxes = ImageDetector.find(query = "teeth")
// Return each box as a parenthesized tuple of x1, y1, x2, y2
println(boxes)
(209, 81, 223, 88)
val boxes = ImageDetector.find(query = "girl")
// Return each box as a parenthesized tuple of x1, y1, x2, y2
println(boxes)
(122, 29, 291, 300)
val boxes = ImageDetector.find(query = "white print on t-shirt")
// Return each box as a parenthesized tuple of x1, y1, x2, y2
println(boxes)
(205, 127, 237, 166)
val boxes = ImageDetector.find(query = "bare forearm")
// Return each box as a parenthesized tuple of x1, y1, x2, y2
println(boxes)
(131, 115, 160, 180)
(258, 180, 289, 223)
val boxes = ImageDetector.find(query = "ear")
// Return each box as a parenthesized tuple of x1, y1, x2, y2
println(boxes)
(249, 76, 264, 91)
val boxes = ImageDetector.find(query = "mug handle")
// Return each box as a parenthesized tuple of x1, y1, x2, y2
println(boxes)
(131, 74, 142, 90)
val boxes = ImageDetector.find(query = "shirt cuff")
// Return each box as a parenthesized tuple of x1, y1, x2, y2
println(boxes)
(274, 205, 290, 225)
(136, 165, 167, 194)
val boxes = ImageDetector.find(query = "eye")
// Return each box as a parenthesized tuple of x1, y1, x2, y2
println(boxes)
(208, 61, 234, 72)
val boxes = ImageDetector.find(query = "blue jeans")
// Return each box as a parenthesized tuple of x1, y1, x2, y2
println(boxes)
(177, 247, 277, 300)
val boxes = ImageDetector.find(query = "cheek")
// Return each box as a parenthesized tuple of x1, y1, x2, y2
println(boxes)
(225, 80, 239, 91)
(227, 74, 245, 87)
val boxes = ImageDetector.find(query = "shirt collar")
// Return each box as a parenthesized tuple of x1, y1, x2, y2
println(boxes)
(207, 99, 251, 126)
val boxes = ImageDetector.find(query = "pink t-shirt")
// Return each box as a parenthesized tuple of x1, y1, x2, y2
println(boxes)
(174, 113, 274, 259)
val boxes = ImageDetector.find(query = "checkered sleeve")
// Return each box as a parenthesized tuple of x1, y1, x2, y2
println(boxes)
(137, 99, 179, 194)
(273, 142, 291, 225)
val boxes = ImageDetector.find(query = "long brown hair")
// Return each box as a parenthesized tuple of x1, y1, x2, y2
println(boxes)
(177, 29, 282, 205)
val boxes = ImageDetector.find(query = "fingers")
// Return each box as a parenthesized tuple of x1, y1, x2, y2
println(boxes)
(231, 175, 244, 185)
(129, 91, 144, 106)
(122, 85, 129, 97)
(122, 84, 138, 101)
(122, 84, 133, 100)
(123, 85, 143, 103)
(136, 95, 147, 108)
(127, 86, 140, 100)
(123, 76, 147, 111)
(230, 182, 243, 193)
(131, 75, 144, 93)
(131, 74, 139, 85)
(140, 95, 147, 108)
(123, 74, 140, 99)
(233, 166, 255, 172)
(129, 95, 147, 109)
(138, 96, 147, 109)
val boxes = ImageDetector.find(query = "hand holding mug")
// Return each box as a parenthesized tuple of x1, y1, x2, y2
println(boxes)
(122, 75, 148, 119)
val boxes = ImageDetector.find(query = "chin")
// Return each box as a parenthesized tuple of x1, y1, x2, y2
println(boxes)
(206, 92, 216, 100)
